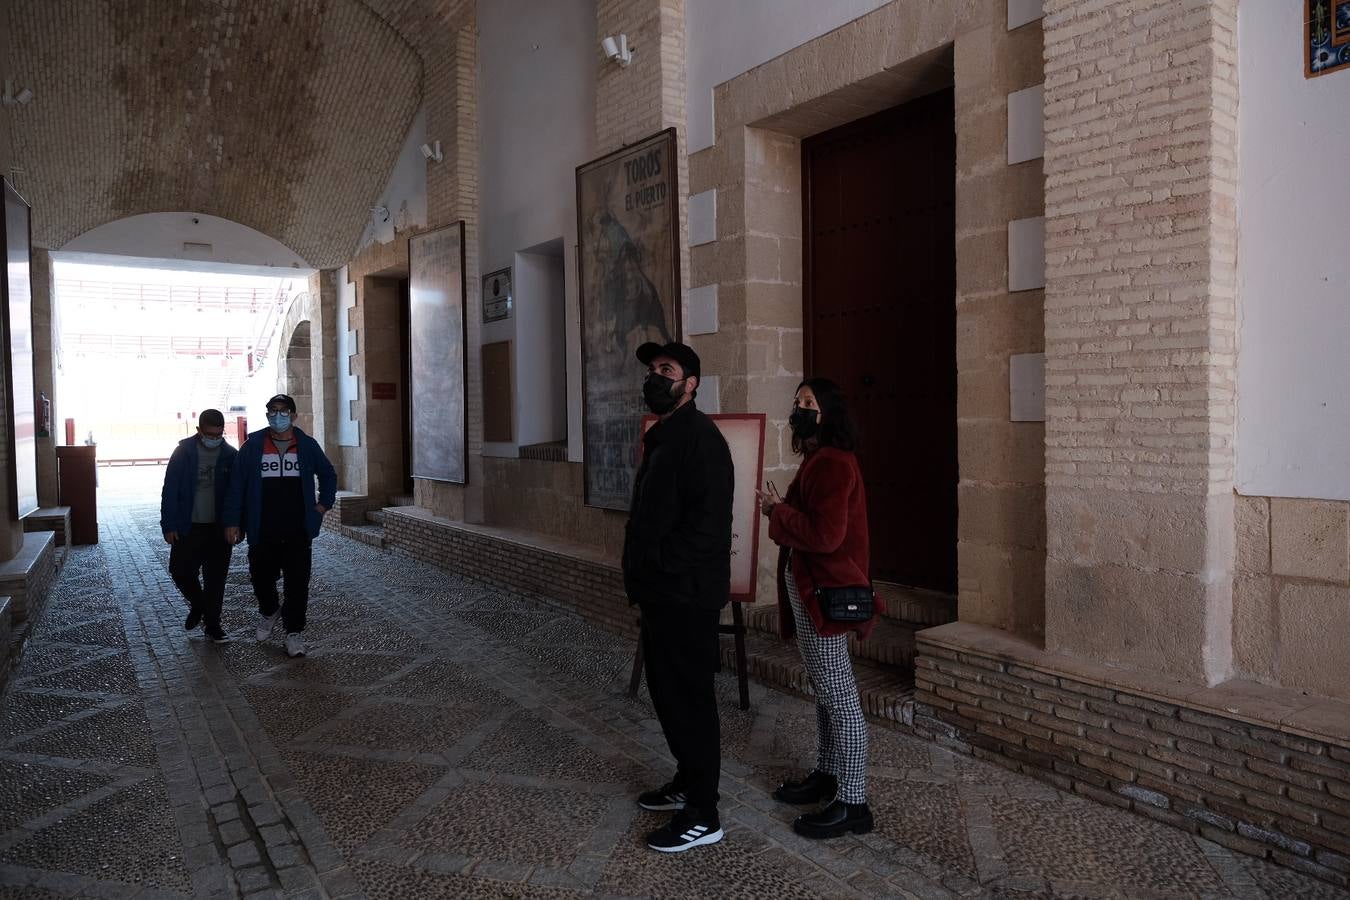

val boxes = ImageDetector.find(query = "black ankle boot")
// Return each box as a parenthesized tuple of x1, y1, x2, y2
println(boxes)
(793, 799, 874, 839)
(773, 769, 838, 805)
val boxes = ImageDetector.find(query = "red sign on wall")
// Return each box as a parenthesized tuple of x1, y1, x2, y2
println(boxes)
(371, 382, 397, 400)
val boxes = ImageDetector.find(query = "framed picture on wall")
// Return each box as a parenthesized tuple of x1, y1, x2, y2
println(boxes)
(1, 179, 38, 520)
(482, 267, 512, 323)
(1307, 0, 1350, 77)
(576, 127, 681, 511)
(408, 222, 468, 484)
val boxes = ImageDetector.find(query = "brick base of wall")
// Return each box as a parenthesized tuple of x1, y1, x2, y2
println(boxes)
(381, 506, 638, 640)
(325, 492, 369, 527)
(915, 623, 1350, 887)
(1, 532, 59, 700)
(22, 506, 70, 560)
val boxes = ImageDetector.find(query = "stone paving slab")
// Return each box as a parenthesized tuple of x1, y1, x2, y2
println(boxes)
(0, 485, 1345, 898)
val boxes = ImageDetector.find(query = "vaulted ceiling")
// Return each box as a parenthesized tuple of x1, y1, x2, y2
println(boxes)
(2, 0, 475, 267)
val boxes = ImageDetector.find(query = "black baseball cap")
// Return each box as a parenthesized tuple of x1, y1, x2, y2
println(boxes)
(265, 394, 297, 413)
(636, 341, 700, 379)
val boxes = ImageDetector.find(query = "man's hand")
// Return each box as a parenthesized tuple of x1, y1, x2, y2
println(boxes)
(315, 504, 329, 515)
(224, 527, 241, 545)
(164, 531, 178, 545)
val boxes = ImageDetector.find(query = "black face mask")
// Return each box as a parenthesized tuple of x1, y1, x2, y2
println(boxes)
(788, 406, 819, 440)
(643, 373, 685, 414)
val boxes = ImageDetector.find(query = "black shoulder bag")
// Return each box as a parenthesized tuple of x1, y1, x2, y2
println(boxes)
(795, 549, 874, 624)
(814, 584, 875, 624)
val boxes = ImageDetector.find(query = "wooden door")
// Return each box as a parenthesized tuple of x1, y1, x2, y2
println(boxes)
(803, 89, 957, 593)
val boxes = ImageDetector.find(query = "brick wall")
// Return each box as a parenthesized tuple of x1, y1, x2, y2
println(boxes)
(382, 507, 636, 640)
(914, 625, 1350, 888)
(0, 531, 57, 630)
(1042, 0, 1240, 683)
(416, 21, 483, 523)
(2, 0, 424, 266)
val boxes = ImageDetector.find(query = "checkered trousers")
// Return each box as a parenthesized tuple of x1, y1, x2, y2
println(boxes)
(785, 554, 869, 804)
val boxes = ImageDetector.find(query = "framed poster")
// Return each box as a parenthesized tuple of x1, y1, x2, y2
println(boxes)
(577, 127, 681, 510)
(641, 413, 766, 604)
(1, 179, 37, 519)
(1308, 0, 1350, 77)
(482, 268, 512, 323)
(408, 222, 467, 484)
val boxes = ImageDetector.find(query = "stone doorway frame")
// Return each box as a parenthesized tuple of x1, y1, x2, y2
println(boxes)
(686, 1, 1048, 634)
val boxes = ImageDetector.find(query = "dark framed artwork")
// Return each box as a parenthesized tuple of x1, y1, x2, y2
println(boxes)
(408, 222, 468, 484)
(576, 127, 681, 510)
(2, 179, 37, 519)
(1307, 0, 1350, 77)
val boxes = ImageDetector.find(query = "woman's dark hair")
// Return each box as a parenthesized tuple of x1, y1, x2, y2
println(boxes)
(792, 377, 860, 455)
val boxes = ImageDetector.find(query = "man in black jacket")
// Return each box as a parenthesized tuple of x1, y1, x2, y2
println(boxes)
(624, 341, 734, 853)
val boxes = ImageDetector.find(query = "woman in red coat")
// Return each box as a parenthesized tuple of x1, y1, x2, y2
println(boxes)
(757, 377, 881, 839)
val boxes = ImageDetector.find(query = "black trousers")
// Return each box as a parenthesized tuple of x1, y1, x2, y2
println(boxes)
(168, 524, 232, 629)
(248, 534, 313, 634)
(639, 602, 722, 814)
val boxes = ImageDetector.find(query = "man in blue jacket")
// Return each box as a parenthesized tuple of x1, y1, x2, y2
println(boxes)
(223, 394, 337, 658)
(160, 409, 237, 643)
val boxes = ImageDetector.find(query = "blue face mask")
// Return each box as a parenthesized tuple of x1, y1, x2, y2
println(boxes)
(200, 436, 223, 449)
(267, 412, 292, 433)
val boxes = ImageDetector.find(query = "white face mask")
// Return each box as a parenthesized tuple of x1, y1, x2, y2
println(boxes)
(267, 412, 292, 433)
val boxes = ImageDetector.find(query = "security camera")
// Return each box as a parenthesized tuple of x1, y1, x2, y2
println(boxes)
(601, 34, 631, 67)
(420, 140, 443, 163)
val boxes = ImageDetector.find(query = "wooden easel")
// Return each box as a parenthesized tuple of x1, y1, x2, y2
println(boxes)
(625, 413, 764, 714)
(628, 600, 751, 711)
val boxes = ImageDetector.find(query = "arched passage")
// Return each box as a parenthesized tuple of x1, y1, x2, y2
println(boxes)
(283, 321, 314, 436)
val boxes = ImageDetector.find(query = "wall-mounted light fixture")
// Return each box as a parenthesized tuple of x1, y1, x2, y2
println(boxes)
(601, 34, 632, 67)
(420, 140, 443, 163)
(2, 80, 33, 106)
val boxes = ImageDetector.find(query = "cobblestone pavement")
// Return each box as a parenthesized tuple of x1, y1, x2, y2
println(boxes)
(1, 484, 1347, 898)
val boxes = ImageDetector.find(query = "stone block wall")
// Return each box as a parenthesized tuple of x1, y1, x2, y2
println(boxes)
(30, 248, 58, 508)
(1235, 495, 1350, 702)
(687, 0, 1045, 625)
(482, 458, 625, 561)
(914, 623, 1350, 888)
(952, 9, 1045, 637)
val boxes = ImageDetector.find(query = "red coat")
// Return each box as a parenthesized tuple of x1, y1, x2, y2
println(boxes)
(768, 446, 883, 640)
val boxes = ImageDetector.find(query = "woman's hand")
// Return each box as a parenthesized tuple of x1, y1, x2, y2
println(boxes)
(756, 482, 783, 516)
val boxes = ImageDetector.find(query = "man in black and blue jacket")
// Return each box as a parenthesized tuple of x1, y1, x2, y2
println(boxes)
(160, 409, 237, 643)
(223, 394, 337, 658)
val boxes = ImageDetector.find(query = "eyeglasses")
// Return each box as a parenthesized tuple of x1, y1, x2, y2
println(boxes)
(266, 409, 291, 416)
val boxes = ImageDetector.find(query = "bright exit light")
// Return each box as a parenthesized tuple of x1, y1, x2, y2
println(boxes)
(54, 261, 304, 462)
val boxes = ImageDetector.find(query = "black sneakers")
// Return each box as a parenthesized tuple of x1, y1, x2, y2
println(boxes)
(793, 799, 874, 839)
(646, 808, 723, 853)
(773, 769, 838, 805)
(204, 624, 230, 644)
(636, 781, 687, 811)
(184, 608, 202, 631)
